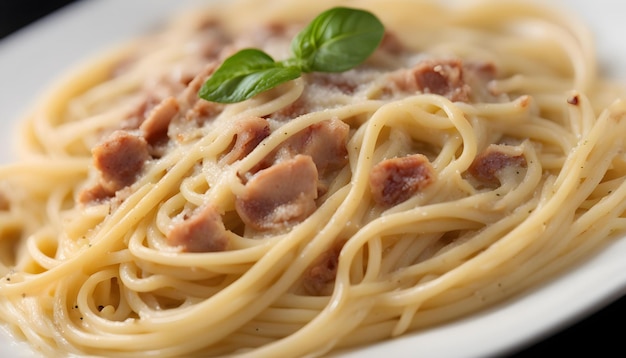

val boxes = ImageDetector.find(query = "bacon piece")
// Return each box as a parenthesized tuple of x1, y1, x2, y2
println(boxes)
(379, 31, 406, 55)
(412, 59, 470, 101)
(262, 119, 349, 176)
(222, 117, 270, 164)
(123, 69, 192, 131)
(369, 154, 436, 207)
(0, 192, 9, 211)
(92, 130, 150, 192)
(181, 62, 218, 107)
(290, 119, 349, 175)
(186, 100, 224, 124)
(77, 183, 113, 204)
(388, 59, 470, 102)
(468, 145, 527, 186)
(140, 96, 180, 145)
(167, 205, 229, 252)
(244, 119, 349, 197)
(176, 63, 225, 125)
(465, 61, 497, 81)
(194, 20, 232, 60)
(236, 155, 318, 231)
(302, 242, 343, 296)
(122, 95, 162, 130)
(463, 61, 499, 100)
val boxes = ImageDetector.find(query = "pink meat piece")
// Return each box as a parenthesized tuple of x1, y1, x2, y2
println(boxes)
(222, 117, 270, 164)
(302, 242, 343, 296)
(140, 96, 180, 145)
(167, 204, 229, 252)
(388, 58, 471, 102)
(255, 119, 349, 176)
(236, 154, 319, 231)
(369, 154, 436, 206)
(468, 145, 527, 187)
(92, 130, 150, 192)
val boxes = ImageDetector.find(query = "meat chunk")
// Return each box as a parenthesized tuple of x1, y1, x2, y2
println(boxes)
(181, 62, 218, 108)
(122, 95, 162, 130)
(236, 155, 318, 231)
(465, 61, 497, 82)
(286, 119, 349, 175)
(77, 183, 113, 204)
(257, 119, 349, 176)
(140, 96, 180, 145)
(163, 64, 224, 142)
(302, 242, 343, 296)
(167, 204, 229, 252)
(185, 99, 224, 124)
(369, 154, 436, 207)
(221, 117, 270, 164)
(0, 191, 9, 211)
(378, 31, 407, 56)
(387, 59, 471, 102)
(179, 63, 226, 125)
(92, 130, 150, 192)
(468, 145, 527, 187)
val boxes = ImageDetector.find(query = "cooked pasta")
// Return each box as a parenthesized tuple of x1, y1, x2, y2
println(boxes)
(0, 0, 625, 356)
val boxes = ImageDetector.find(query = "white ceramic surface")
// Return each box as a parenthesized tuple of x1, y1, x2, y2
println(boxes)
(0, 1, 625, 357)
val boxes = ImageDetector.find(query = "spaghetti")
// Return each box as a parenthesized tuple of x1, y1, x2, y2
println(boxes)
(0, 0, 625, 356)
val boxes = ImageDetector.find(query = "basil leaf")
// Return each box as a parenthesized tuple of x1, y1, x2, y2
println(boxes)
(198, 7, 386, 104)
(291, 7, 385, 73)
(199, 49, 301, 103)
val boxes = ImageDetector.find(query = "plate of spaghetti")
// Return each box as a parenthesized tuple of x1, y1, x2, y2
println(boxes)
(0, 0, 625, 357)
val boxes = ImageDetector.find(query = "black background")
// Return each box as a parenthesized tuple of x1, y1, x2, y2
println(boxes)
(0, 1, 623, 357)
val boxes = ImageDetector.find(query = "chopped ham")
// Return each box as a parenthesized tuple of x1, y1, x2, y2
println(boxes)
(287, 119, 349, 175)
(140, 96, 180, 145)
(170, 63, 225, 134)
(92, 130, 150, 192)
(468, 145, 527, 186)
(122, 95, 162, 130)
(0, 192, 9, 211)
(465, 61, 497, 81)
(185, 100, 224, 124)
(222, 117, 270, 164)
(302, 242, 343, 296)
(194, 20, 232, 60)
(161, 62, 224, 143)
(258, 119, 349, 176)
(387, 59, 471, 102)
(181, 62, 218, 108)
(369, 154, 436, 206)
(122, 63, 220, 134)
(236, 155, 318, 231)
(167, 204, 229, 252)
(77, 183, 113, 204)
(463, 61, 500, 100)
(378, 31, 406, 56)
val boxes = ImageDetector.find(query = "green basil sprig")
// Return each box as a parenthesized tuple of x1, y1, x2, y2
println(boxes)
(198, 7, 385, 103)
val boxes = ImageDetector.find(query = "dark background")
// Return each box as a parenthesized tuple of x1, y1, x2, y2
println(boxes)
(0, 1, 623, 357)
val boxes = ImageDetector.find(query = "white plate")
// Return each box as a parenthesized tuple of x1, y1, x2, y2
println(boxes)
(0, 0, 625, 357)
